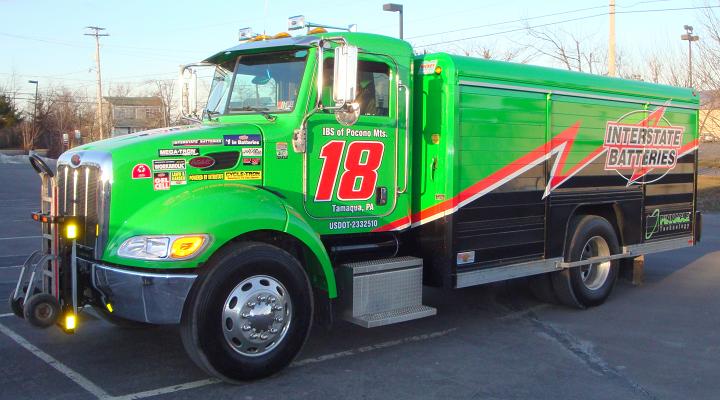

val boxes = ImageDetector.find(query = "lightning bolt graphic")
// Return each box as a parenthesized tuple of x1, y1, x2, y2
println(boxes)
(542, 121, 607, 198)
(625, 105, 668, 185)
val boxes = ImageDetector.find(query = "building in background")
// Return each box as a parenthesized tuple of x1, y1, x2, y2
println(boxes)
(700, 91, 720, 142)
(103, 96, 165, 136)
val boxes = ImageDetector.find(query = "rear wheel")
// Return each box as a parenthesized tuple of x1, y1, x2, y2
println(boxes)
(23, 293, 60, 328)
(181, 242, 313, 382)
(555, 215, 620, 308)
(8, 289, 24, 319)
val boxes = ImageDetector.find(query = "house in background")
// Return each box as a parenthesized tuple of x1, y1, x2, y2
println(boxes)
(103, 96, 165, 136)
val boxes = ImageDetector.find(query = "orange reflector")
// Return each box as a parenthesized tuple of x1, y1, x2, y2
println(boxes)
(41, 216, 48, 223)
(273, 32, 291, 39)
(32, 214, 39, 221)
(170, 236, 206, 259)
(308, 27, 327, 34)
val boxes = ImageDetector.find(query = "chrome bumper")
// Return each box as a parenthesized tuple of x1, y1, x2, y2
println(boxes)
(91, 263, 197, 324)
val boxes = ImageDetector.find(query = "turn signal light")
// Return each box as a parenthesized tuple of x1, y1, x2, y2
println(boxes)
(170, 236, 206, 259)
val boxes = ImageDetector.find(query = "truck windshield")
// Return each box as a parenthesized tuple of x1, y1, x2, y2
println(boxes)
(206, 49, 308, 116)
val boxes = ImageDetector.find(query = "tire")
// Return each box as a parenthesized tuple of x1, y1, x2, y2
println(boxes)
(560, 215, 620, 308)
(8, 289, 24, 319)
(180, 242, 314, 382)
(92, 306, 153, 329)
(23, 293, 60, 328)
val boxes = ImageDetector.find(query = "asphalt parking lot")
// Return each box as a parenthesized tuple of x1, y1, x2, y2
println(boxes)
(1, 160, 719, 400)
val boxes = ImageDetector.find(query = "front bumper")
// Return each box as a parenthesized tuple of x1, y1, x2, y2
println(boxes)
(91, 263, 197, 324)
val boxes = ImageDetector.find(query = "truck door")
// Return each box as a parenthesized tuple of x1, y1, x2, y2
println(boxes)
(304, 54, 401, 231)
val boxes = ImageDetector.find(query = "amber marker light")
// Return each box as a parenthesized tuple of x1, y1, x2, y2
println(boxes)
(65, 223, 78, 239)
(64, 313, 77, 331)
(170, 235, 206, 259)
(435, 66, 442, 75)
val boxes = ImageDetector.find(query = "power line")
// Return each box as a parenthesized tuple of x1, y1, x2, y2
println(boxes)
(406, 0, 672, 40)
(413, 5, 720, 48)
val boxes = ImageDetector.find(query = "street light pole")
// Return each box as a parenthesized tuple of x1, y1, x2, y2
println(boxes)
(28, 80, 38, 144)
(681, 25, 699, 88)
(383, 3, 404, 40)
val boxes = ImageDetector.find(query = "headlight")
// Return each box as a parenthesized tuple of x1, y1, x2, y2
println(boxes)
(117, 235, 209, 261)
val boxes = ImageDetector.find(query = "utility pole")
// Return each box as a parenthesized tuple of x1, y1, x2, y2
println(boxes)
(28, 80, 38, 147)
(85, 26, 109, 139)
(608, 0, 616, 77)
(681, 25, 700, 88)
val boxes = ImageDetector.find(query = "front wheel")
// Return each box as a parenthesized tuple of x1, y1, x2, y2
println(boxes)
(180, 242, 313, 382)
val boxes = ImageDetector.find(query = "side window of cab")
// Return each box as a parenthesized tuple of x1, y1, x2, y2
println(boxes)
(322, 58, 390, 117)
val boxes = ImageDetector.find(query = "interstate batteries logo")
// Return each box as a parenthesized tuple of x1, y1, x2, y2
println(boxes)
(603, 107, 685, 185)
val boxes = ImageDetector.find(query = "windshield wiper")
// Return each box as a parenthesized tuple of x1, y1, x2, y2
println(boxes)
(205, 110, 220, 121)
(231, 106, 277, 122)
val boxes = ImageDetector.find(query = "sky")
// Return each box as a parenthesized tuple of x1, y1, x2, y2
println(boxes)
(0, 0, 710, 110)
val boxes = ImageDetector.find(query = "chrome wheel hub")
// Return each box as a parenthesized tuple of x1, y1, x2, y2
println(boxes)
(579, 236, 611, 291)
(222, 275, 292, 357)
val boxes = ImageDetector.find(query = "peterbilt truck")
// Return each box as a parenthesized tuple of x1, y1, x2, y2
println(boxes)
(10, 20, 701, 382)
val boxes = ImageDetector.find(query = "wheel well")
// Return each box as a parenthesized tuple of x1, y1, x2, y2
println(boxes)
(565, 203, 625, 251)
(212, 230, 332, 297)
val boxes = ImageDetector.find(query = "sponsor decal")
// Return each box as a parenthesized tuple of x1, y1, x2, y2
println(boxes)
(170, 171, 186, 185)
(276, 142, 288, 159)
(223, 134, 262, 146)
(604, 107, 685, 185)
(131, 163, 152, 179)
(153, 172, 171, 191)
(242, 147, 263, 156)
(645, 209, 692, 239)
(456, 251, 476, 265)
(188, 173, 224, 181)
(152, 159, 186, 171)
(242, 158, 261, 166)
(172, 138, 222, 146)
(189, 156, 216, 169)
(158, 148, 199, 157)
(224, 171, 262, 180)
(420, 60, 438, 75)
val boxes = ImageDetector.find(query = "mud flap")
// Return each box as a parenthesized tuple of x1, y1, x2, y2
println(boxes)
(550, 269, 585, 309)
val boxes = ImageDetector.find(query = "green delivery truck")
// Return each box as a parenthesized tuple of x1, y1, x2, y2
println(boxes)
(10, 19, 701, 381)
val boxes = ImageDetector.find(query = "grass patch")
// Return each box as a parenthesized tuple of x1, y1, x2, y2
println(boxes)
(698, 175, 720, 212)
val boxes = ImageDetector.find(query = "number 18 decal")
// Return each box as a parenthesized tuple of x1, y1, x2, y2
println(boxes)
(315, 140, 384, 201)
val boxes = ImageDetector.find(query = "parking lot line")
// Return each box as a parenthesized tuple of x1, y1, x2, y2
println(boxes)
(110, 379, 219, 400)
(0, 318, 459, 400)
(291, 327, 458, 367)
(0, 235, 41, 241)
(0, 322, 112, 399)
(0, 265, 22, 269)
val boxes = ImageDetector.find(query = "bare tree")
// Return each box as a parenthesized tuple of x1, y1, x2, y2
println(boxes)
(525, 24, 605, 74)
(151, 79, 176, 126)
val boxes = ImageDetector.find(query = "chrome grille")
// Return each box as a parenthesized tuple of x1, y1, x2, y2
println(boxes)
(55, 151, 112, 257)
(56, 165, 100, 248)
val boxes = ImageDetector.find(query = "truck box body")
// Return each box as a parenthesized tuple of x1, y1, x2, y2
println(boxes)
(411, 54, 698, 288)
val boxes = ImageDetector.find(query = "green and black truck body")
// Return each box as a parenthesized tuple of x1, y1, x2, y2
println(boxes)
(11, 26, 700, 381)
